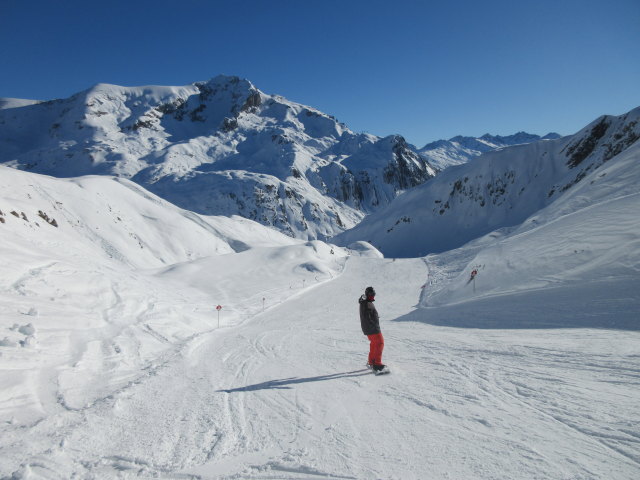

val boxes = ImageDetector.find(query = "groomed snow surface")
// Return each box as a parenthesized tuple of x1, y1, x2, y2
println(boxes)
(1, 166, 639, 479)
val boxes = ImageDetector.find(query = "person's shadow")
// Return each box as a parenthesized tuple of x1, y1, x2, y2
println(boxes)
(219, 369, 370, 393)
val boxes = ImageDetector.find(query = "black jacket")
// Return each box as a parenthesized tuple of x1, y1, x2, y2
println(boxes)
(359, 295, 380, 335)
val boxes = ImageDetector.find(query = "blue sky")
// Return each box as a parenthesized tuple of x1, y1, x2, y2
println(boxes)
(1, 0, 639, 146)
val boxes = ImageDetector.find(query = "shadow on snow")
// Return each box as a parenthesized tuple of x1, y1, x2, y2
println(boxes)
(394, 279, 640, 331)
(219, 369, 371, 393)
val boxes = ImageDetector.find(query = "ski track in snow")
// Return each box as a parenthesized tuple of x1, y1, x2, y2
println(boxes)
(1, 256, 639, 479)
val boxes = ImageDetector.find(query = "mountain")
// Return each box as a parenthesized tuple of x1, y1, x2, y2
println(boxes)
(418, 131, 562, 171)
(0, 76, 435, 240)
(335, 107, 640, 257)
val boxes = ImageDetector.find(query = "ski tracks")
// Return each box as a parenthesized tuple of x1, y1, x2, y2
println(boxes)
(408, 335, 640, 478)
(5, 254, 639, 479)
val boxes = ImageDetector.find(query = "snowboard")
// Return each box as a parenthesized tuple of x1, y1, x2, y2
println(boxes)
(367, 364, 391, 375)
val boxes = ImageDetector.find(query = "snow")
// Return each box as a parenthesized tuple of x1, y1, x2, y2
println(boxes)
(0, 98, 41, 110)
(1, 157, 639, 478)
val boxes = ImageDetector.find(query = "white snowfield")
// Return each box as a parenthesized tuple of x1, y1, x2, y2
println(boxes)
(1, 160, 639, 479)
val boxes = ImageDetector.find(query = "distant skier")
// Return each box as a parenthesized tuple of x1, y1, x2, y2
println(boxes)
(466, 268, 478, 285)
(359, 286, 388, 374)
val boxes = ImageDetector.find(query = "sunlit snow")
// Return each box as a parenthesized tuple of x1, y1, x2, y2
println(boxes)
(1, 100, 638, 479)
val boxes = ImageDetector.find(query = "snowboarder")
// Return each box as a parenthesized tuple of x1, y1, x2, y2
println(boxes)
(359, 286, 388, 374)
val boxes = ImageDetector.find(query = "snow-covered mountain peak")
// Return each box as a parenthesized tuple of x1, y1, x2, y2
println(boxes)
(192, 75, 263, 117)
(0, 76, 435, 240)
(198, 74, 256, 91)
(420, 131, 562, 171)
(479, 131, 553, 145)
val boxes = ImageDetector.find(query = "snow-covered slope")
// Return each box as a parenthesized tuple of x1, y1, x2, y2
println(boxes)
(0, 165, 299, 268)
(336, 107, 640, 257)
(1, 155, 639, 479)
(0, 76, 435, 240)
(419, 131, 561, 170)
(0, 98, 41, 110)
(0, 164, 352, 423)
(418, 139, 640, 325)
(1, 182, 638, 479)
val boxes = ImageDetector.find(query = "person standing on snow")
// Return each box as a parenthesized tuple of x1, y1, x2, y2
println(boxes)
(359, 286, 387, 372)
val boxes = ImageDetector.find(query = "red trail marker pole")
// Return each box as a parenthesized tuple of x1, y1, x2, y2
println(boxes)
(216, 305, 222, 328)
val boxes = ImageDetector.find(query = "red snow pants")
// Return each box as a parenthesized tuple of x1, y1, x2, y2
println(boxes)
(367, 333, 384, 366)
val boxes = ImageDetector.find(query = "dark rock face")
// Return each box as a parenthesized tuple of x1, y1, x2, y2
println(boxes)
(384, 137, 433, 190)
(565, 117, 611, 168)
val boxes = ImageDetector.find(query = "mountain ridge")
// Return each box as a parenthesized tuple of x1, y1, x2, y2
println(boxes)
(335, 106, 640, 257)
(418, 131, 562, 171)
(0, 75, 436, 240)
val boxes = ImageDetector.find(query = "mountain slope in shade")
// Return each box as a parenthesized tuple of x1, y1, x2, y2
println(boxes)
(0, 76, 435, 240)
(335, 107, 640, 257)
